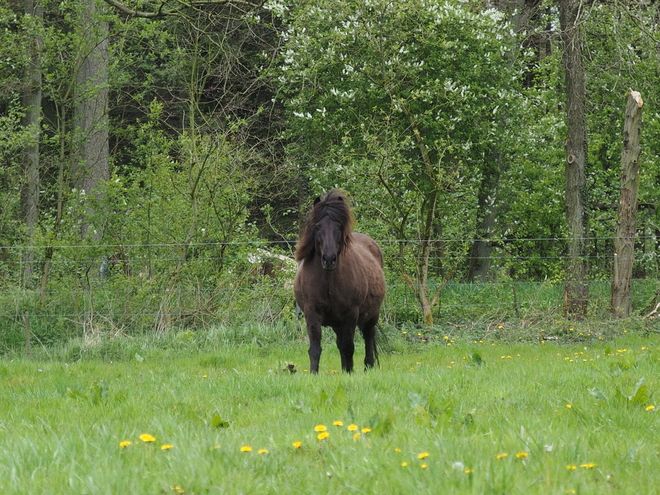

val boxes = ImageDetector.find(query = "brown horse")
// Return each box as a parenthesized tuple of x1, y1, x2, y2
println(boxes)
(294, 190, 386, 373)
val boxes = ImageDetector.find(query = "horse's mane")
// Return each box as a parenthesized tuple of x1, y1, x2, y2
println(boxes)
(295, 189, 354, 262)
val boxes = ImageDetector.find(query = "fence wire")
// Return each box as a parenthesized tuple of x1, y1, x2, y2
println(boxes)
(1, 237, 659, 350)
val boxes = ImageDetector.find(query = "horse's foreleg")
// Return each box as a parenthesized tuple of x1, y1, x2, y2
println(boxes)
(306, 318, 322, 374)
(335, 326, 356, 373)
(361, 321, 378, 370)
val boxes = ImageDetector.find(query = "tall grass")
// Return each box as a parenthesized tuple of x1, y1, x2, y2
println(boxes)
(2, 332, 660, 493)
(4, 277, 660, 353)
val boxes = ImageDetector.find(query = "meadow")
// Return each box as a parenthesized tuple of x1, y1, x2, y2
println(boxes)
(2, 327, 660, 494)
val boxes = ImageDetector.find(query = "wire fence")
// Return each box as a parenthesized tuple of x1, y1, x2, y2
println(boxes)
(1, 237, 659, 351)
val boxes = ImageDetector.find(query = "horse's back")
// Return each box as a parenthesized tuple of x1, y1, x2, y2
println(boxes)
(350, 233, 386, 314)
(352, 233, 384, 268)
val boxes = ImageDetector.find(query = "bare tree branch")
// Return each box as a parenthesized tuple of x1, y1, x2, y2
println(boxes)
(102, 0, 264, 18)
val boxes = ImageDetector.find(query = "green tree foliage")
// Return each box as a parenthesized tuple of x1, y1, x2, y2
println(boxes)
(275, 0, 524, 323)
(1, 0, 660, 344)
(584, 2, 660, 278)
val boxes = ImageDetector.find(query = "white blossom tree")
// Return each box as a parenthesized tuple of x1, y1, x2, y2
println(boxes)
(275, 0, 522, 325)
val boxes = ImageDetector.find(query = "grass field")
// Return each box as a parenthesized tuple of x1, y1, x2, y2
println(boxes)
(2, 329, 660, 494)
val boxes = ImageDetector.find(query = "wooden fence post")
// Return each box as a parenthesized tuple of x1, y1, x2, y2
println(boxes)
(611, 91, 643, 317)
(24, 311, 32, 357)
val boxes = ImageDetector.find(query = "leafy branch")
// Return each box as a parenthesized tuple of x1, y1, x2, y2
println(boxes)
(102, 0, 264, 18)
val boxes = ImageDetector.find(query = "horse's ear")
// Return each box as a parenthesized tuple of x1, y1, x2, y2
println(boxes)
(313, 196, 321, 205)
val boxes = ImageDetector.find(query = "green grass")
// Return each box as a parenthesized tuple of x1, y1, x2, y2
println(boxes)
(2, 332, 660, 494)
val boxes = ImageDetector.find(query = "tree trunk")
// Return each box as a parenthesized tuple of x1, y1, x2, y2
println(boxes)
(611, 91, 643, 317)
(468, 156, 499, 282)
(73, 0, 109, 240)
(20, 0, 43, 286)
(559, 0, 589, 318)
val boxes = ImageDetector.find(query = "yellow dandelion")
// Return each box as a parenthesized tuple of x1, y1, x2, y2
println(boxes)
(333, 420, 344, 426)
(202, 375, 208, 378)
(172, 485, 185, 494)
(646, 405, 656, 411)
(394, 448, 402, 453)
(161, 444, 174, 451)
(418, 452, 430, 459)
(361, 427, 371, 433)
(516, 452, 528, 459)
(353, 433, 360, 440)
(496, 453, 508, 459)
(566, 404, 573, 409)
(292, 441, 302, 449)
(401, 462, 409, 467)
(240, 446, 252, 452)
(566, 465, 577, 470)
(139, 433, 156, 443)
(347, 424, 358, 431)
(317, 432, 330, 440)
(258, 449, 269, 454)
(421, 464, 428, 469)
(465, 468, 473, 474)
(580, 462, 597, 469)
(119, 440, 132, 448)
(314, 424, 327, 432)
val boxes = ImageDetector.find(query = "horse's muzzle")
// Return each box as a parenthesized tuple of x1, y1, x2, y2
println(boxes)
(322, 254, 337, 271)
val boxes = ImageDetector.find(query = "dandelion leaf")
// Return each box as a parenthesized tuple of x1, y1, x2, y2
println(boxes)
(331, 386, 348, 408)
(408, 392, 424, 409)
(293, 400, 311, 414)
(210, 414, 230, 429)
(66, 388, 88, 401)
(630, 378, 649, 405)
(470, 352, 484, 366)
(346, 401, 355, 422)
(614, 387, 628, 404)
(315, 389, 329, 408)
(91, 380, 108, 405)
(369, 412, 394, 436)
(413, 405, 432, 428)
(588, 388, 608, 402)
(463, 412, 474, 429)
(428, 394, 454, 424)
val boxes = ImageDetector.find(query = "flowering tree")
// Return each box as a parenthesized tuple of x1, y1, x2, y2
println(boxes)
(275, 0, 522, 325)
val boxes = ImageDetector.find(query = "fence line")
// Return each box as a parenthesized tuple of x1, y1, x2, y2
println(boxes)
(1, 234, 657, 251)
(1, 238, 659, 350)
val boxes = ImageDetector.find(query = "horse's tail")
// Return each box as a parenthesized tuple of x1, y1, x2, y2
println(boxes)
(374, 325, 389, 368)
(294, 300, 303, 332)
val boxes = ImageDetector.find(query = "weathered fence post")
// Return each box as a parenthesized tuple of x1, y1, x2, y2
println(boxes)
(611, 90, 643, 317)
(24, 311, 32, 357)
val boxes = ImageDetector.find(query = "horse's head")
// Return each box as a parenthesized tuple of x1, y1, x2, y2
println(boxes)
(315, 213, 344, 271)
(296, 190, 354, 270)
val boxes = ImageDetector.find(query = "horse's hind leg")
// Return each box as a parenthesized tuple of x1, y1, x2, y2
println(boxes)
(361, 320, 378, 370)
(334, 326, 356, 373)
